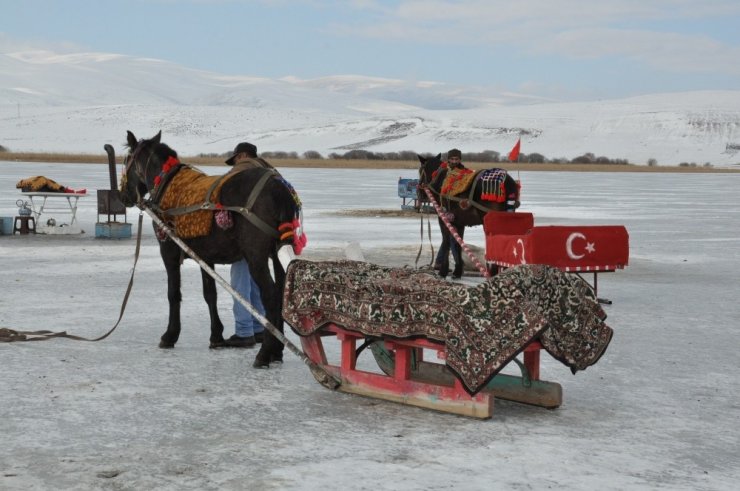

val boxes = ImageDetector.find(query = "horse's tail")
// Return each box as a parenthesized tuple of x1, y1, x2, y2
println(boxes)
(504, 171, 521, 210)
(273, 174, 307, 256)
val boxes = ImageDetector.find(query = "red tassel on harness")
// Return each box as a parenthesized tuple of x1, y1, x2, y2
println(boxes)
(278, 220, 307, 255)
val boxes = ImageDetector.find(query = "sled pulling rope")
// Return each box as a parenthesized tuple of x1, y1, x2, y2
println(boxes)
(140, 206, 341, 390)
(420, 185, 490, 278)
(413, 209, 435, 270)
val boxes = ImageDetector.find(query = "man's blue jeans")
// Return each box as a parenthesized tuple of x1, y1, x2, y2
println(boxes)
(435, 237, 461, 265)
(230, 259, 265, 337)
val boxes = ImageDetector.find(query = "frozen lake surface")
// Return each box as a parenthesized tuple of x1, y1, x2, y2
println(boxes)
(1, 162, 739, 490)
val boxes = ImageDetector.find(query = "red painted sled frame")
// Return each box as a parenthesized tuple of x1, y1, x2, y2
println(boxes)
(299, 322, 562, 419)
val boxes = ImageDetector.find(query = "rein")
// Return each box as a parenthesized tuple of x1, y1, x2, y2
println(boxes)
(0, 213, 146, 343)
(413, 207, 435, 270)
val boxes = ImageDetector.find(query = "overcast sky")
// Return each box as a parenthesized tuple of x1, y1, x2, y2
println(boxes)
(2, 0, 740, 101)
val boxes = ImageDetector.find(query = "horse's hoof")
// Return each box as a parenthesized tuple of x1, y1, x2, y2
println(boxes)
(270, 353, 284, 364)
(209, 340, 227, 349)
(252, 354, 271, 369)
(159, 341, 175, 349)
(452, 274, 462, 280)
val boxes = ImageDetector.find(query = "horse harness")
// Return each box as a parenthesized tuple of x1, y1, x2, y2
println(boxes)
(125, 148, 282, 239)
(421, 165, 517, 214)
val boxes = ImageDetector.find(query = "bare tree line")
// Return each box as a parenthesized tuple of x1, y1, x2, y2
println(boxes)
(197, 149, 635, 165)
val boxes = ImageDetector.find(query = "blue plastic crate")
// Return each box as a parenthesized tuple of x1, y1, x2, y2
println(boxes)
(0, 216, 14, 235)
(95, 222, 132, 239)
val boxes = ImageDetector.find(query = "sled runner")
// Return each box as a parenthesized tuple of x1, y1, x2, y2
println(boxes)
(299, 322, 561, 419)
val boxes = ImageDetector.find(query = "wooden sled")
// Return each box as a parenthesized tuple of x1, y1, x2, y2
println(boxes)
(300, 322, 562, 419)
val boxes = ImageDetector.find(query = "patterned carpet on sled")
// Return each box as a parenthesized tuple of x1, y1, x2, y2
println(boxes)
(283, 260, 613, 395)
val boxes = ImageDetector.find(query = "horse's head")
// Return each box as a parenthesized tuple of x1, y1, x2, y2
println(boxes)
(417, 153, 443, 187)
(120, 130, 174, 207)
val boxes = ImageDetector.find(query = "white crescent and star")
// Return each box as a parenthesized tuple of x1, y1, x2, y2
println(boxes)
(566, 232, 596, 260)
(512, 238, 527, 264)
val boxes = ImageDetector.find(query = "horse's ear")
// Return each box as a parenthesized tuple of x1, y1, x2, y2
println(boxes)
(417, 155, 426, 165)
(152, 131, 162, 145)
(126, 131, 137, 149)
(435, 153, 442, 160)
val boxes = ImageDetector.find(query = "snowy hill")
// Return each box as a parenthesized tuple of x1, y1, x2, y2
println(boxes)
(1, 49, 739, 167)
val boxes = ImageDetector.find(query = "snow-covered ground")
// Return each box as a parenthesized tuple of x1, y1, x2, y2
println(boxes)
(1, 162, 739, 490)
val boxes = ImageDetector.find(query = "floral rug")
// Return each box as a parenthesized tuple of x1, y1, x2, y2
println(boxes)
(283, 260, 613, 395)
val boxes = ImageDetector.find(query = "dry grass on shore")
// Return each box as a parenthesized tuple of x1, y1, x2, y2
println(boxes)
(1, 151, 738, 173)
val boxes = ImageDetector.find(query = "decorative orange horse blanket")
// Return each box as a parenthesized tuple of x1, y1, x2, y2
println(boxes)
(159, 167, 232, 239)
(440, 168, 509, 203)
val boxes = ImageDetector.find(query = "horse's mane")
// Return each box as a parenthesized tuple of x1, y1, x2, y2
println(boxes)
(419, 154, 446, 188)
(154, 143, 178, 163)
(127, 138, 178, 163)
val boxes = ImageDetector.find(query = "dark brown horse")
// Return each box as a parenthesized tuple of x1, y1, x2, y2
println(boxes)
(120, 131, 303, 368)
(418, 153, 520, 278)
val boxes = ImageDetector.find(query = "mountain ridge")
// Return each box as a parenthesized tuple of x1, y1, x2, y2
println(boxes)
(1, 49, 739, 166)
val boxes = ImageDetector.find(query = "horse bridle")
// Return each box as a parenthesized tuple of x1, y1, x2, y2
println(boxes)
(121, 140, 156, 204)
(126, 140, 152, 180)
(418, 160, 450, 205)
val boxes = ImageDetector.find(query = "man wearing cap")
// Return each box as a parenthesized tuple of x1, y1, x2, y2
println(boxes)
(225, 142, 275, 171)
(223, 142, 273, 347)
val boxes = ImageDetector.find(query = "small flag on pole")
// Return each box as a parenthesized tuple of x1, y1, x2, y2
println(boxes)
(508, 138, 521, 162)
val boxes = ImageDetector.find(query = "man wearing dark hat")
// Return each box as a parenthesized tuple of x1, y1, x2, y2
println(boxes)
(225, 142, 275, 171)
(223, 141, 274, 347)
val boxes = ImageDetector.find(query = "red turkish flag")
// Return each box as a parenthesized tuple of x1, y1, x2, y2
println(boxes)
(508, 138, 521, 162)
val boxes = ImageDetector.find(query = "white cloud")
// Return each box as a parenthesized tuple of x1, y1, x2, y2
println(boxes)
(0, 33, 90, 55)
(544, 28, 740, 75)
(334, 0, 740, 76)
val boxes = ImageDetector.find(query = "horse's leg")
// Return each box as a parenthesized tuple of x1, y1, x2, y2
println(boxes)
(251, 255, 284, 368)
(201, 264, 226, 348)
(271, 249, 286, 318)
(159, 246, 182, 348)
(268, 250, 286, 364)
(451, 227, 464, 279)
(437, 218, 451, 278)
